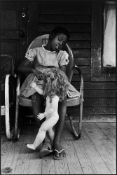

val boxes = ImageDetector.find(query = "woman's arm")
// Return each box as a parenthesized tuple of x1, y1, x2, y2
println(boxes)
(17, 58, 41, 79)
(17, 58, 34, 74)
(18, 47, 38, 74)
(59, 65, 66, 73)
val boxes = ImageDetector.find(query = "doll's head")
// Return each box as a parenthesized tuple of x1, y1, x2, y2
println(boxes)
(49, 26, 70, 52)
(43, 68, 69, 101)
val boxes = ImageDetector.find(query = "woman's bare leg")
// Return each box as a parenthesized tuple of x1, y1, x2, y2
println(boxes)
(53, 99, 67, 159)
(31, 93, 44, 125)
(48, 128, 55, 145)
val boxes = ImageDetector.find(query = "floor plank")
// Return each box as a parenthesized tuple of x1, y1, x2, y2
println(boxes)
(41, 156, 55, 174)
(14, 132, 42, 174)
(64, 140, 83, 174)
(1, 141, 18, 173)
(1, 122, 116, 174)
(83, 123, 116, 174)
(96, 122, 116, 143)
(80, 132, 111, 174)
(83, 123, 116, 159)
(64, 127, 96, 174)
(73, 139, 97, 174)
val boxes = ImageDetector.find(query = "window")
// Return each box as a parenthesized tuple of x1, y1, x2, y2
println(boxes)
(102, 1, 116, 68)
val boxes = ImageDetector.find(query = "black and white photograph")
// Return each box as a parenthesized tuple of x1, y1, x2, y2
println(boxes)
(0, 0, 116, 174)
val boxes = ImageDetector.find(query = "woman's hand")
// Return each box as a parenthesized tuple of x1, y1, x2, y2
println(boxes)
(32, 69, 43, 80)
(30, 81, 43, 95)
(30, 81, 37, 88)
(17, 58, 33, 74)
(60, 65, 66, 73)
(32, 69, 39, 77)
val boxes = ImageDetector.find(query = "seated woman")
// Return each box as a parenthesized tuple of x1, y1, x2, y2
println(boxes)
(18, 26, 80, 159)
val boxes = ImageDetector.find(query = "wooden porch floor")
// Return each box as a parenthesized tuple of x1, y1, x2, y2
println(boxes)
(1, 122, 116, 174)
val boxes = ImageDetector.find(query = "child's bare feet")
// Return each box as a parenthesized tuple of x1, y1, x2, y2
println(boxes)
(27, 144, 36, 150)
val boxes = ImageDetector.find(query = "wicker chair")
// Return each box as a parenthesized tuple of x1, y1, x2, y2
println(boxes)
(4, 34, 84, 140)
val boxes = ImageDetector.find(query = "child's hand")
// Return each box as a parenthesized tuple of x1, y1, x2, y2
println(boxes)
(30, 82, 37, 88)
(37, 113, 45, 120)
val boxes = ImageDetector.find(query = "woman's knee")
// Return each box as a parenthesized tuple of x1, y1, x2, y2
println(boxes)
(31, 93, 45, 115)
(31, 93, 42, 104)
(58, 100, 67, 121)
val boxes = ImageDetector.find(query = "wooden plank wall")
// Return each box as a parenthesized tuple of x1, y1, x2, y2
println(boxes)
(28, 1, 116, 120)
(0, 0, 116, 121)
(27, 1, 92, 119)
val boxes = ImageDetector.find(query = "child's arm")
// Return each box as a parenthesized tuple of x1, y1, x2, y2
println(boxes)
(37, 109, 54, 120)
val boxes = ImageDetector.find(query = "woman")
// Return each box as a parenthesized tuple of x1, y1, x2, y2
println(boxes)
(18, 26, 80, 159)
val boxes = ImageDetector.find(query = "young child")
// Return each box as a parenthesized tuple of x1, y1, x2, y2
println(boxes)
(26, 68, 69, 150)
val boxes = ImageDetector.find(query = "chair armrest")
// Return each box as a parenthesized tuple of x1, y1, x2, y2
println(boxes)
(16, 74, 21, 97)
(5, 73, 20, 98)
(73, 65, 84, 100)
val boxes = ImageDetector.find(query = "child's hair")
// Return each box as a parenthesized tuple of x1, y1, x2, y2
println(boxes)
(49, 26, 70, 41)
(43, 68, 69, 102)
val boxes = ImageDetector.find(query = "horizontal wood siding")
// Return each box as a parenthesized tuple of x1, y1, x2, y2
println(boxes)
(70, 80, 116, 118)
(32, 1, 116, 119)
(35, 2, 91, 81)
(29, 1, 93, 119)
(0, 1, 116, 121)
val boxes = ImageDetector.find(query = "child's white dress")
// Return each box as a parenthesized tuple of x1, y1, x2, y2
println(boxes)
(20, 45, 80, 98)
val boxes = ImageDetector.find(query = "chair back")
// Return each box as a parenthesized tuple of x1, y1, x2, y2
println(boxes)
(26, 34, 74, 82)
(0, 54, 14, 79)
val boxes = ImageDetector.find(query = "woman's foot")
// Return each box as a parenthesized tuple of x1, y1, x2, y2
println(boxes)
(27, 144, 36, 150)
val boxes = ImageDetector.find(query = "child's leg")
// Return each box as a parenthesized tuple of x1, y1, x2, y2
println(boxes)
(27, 126, 46, 150)
(27, 114, 59, 150)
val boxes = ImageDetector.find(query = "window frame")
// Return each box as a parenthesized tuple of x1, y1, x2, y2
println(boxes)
(102, 1, 116, 73)
(91, 1, 116, 81)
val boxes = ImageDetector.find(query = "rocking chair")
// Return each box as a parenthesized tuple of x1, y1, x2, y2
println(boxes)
(4, 34, 84, 141)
